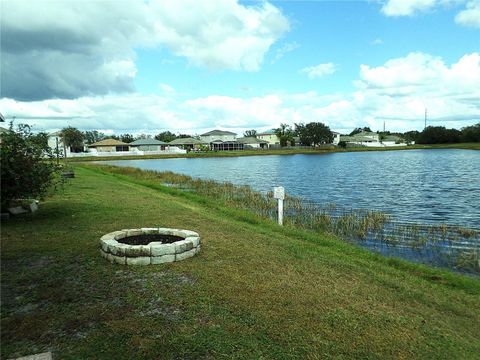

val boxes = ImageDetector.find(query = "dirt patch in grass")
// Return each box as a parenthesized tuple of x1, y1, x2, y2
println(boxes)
(117, 234, 184, 245)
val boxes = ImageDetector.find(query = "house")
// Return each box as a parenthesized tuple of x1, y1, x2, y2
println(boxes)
(236, 137, 269, 149)
(332, 131, 341, 145)
(209, 140, 244, 151)
(88, 138, 130, 152)
(47, 131, 87, 156)
(340, 131, 405, 147)
(130, 138, 169, 151)
(169, 137, 206, 151)
(200, 130, 237, 143)
(256, 129, 280, 146)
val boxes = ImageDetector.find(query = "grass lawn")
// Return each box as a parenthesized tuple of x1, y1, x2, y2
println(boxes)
(65, 142, 480, 162)
(2, 165, 480, 359)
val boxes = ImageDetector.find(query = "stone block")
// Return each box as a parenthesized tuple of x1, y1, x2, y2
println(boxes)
(175, 239, 193, 254)
(125, 245, 150, 257)
(195, 245, 201, 254)
(127, 229, 143, 237)
(126, 257, 151, 266)
(187, 236, 200, 247)
(101, 233, 116, 241)
(151, 254, 176, 264)
(151, 243, 176, 256)
(101, 239, 117, 252)
(158, 227, 175, 235)
(182, 230, 199, 237)
(176, 248, 196, 261)
(112, 231, 127, 240)
(108, 243, 129, 256)
(141, 227, 159, 234)
(100, 249, 108, 259)
(112, 255, 126, 265)
(106, 253, 115, 263)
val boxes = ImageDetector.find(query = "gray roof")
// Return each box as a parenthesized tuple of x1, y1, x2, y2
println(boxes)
(236, 137, 269, 144)
(200, 129, 237, 136)
(169, 137, 206, 145)
(130, 138, 168, 146)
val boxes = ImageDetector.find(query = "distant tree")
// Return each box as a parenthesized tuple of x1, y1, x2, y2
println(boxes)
(296, 122, 333, 146)
(243, 129, 257, 138)
(61, 126, 85, 153)
(1, 123, 59, 210)
(120, 134, 134, 143)
(338, 141, 347, 148)
(84, 130, 105, 144)
(274, 123, 294, 147)
(403, 130, 420, 144)
(461, 123, 480, 142)
(349, 127, 372, 136)
(177, 134, 191, 139)
(417, 126, 461, 144)
(31, 131, 49, 149)
(155, 131, 177, 142)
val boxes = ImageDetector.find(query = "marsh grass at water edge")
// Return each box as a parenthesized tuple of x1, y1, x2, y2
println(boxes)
(92, 165, 480, 274)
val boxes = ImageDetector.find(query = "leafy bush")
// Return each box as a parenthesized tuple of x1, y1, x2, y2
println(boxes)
(1, 123, 59, 211)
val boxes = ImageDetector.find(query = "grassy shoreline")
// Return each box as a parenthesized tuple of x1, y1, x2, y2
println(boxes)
(2, 164, 480, 359)
(65, 142, 480, 162)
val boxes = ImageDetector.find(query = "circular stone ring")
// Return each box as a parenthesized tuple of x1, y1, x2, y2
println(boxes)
(100, 227, 201, 266)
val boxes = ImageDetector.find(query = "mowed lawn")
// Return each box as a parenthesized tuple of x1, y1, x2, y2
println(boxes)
(2, 165, 479, 359)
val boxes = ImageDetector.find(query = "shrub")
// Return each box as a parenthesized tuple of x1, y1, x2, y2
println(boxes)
(0, 123, 59, 211)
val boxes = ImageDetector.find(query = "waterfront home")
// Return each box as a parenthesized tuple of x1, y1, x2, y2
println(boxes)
(340, 131, 405, 147)
(200, 129, 237, 143)
(130, 138, 169, 151)
(169, 137, 206, 151)
(89, 138, 130, 152)
(257, 129, 280, 146)
(209, 140, 244, 151)
(237, 136, 269, 149)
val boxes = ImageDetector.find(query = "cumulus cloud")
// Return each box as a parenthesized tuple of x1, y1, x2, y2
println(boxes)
(381, 0, 438, 16)
(0, 0, 289, 101)
(300, 63, 337, 79)
(455, 0, 480, 27)
(2, 52, 479, 134)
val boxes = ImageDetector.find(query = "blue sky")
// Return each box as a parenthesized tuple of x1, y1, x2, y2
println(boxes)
(1, 0, 479, 135)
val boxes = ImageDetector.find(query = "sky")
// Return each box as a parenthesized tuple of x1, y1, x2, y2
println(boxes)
(1, 0, 479, 136)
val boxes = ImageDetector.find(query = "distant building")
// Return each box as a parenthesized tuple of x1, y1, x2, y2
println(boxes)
(169, 137, 206, 151)
(200, 129, 237, 143)
(130, 138, 169, 151)
(47, 131, 87, 155)
(331, 131, 341, 145)
(256, 129, 280, 146)
(89, 138, 130, 152)
(236, 137, 269, 149)
(340, 131, 404, 147)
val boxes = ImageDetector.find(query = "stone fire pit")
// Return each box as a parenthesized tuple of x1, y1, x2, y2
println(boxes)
(100, 228, 201, 265)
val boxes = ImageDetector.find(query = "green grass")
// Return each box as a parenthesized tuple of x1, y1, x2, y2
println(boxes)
(2, 165, 480, 359)
(64, 142, 480, 162)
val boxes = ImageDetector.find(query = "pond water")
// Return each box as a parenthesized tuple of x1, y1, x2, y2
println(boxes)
(102, 149, 480, 228)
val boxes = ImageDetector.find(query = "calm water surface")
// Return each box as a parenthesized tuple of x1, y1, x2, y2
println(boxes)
(103, 149, 480, 228)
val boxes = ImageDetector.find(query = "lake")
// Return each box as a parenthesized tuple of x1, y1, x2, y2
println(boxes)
(102, 149, 480, 228)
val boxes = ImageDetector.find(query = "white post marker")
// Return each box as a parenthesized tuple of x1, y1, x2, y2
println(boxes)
(273, 186, 285, 226)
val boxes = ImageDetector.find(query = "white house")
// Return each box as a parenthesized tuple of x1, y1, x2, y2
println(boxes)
(237, 137, 269, 149)
(47, 131, 87, 156)
(332, 131, 341, 145)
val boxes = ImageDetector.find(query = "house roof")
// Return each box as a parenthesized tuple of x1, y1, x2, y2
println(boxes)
(236, 137, 268, 144)
(130, 138, 168, 146)
(169, 137, 206, 145)
(257, 129, 276, 135)
(89, 138, 130, 147)
(0, 126, 9, 133)
(200, 129, 237, 136)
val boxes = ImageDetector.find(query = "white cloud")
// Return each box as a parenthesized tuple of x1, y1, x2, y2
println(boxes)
(371, 38, 384, 45)
(273, 41, 300, 62)
(455, 0, 480, 27)
(300, 63, 337, 79)
(381, 0, 438, 16)
(2, 53, 479, 135)
(1, 0, 289, 101)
